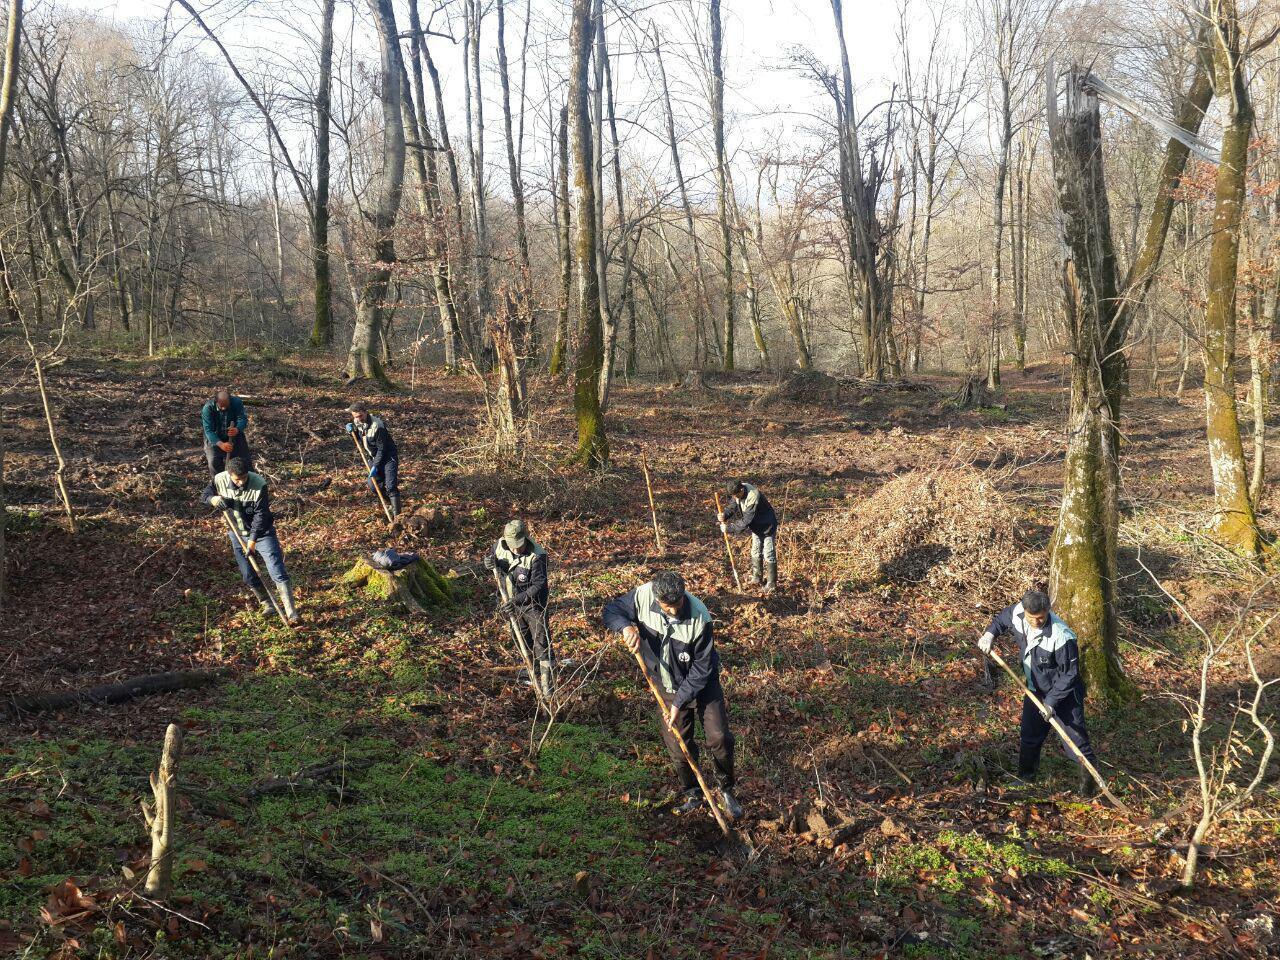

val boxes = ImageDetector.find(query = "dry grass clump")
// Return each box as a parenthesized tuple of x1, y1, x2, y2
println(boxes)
(804, 467, 1040, 603)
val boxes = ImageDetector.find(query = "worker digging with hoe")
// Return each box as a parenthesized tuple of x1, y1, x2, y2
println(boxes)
(484, 519, 554, 696)
(345, 401, 402, 519)
(719, 479, 779, 594)
(201, 387, 252, 477)
(604, 571, 743, 820)
(979, 588, 1100, 797)
(202, 456, 300, 625)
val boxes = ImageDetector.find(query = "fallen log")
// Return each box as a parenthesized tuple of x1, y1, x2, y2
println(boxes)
(2, 669, 230, 716)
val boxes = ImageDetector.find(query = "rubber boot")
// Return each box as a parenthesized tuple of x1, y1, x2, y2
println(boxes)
(277, 582, 301, 625)
(1076, 765, 1099, 798)
(539, 661, 555, 699)
(389, 493, 401, 519)
(249, 583, 272, 613)
(1016, 744, 1039, 782)
(748, 555, 762, 587)
(673, 789, 704, 816)
(764, 559, 777, 594)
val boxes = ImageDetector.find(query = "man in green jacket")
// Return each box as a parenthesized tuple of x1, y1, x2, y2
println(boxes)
(202, 457, 299, 624)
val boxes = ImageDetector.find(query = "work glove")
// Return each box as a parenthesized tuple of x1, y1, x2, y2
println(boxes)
(369, 466, 377, 478)
(717, 511, 725, 522)
(209, 495, 227, 510)
(344, 422, 355, 433)
(719, 522, 728, 534)
(1039, 702, 1056, 721)
(482, 554, 498, 571)
(977, 632, 995, 655)
(497, 599, 515, 617)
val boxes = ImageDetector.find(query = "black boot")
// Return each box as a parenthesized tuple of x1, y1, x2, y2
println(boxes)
(1016, 745, 1039, 782)
(764, 559, 777, 594)
(389, 493, 401, 519)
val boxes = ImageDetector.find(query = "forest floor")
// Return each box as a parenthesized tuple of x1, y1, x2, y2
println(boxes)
(1, 346, 1277, 959)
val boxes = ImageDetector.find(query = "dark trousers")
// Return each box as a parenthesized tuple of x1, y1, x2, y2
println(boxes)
(1020, 686, 1096, 770)
(205, 433, 252, 477)
(660, 695, 735, 792)
(368, 458, 400, 499)
(509, 603, 552, 666)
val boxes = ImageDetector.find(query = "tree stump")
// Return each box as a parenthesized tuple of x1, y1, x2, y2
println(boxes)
(342, 557, 454, 614)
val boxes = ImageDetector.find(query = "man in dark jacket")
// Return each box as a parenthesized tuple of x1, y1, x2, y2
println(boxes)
(603, 571, 742, 820)
(201, 388, 251, 477)
(719, 480, 779, 593)
(202, 457, 299, 625)
(346, 402, 401, 518)
(483, 519, 553, 695)
(979, 588, 1098, 796)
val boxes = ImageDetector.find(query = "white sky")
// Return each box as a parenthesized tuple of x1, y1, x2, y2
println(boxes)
(53, 0, 922, 203)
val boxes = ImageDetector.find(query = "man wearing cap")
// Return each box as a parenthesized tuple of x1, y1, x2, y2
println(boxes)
(345, 402, 401, 518)
(202, 456, 300, 625)
(718, 480, 779, 593)
(483, 519, 553, 695)
(602, 571, 743, 820)
(978, 588, 1100, 797)
(201, 387, 252, 477)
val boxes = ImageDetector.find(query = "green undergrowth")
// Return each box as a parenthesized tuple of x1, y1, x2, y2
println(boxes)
(0, 675, 657, 957)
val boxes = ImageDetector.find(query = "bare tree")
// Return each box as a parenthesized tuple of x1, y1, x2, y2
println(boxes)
(346, 0, 406, 381)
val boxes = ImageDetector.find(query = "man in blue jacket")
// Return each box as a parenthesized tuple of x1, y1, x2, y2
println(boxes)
(603, 571, 742, 820)
(202, 457, 299, 625)
(201, 388, 251, 477)
(719, 480, 779, 593)
(979, 588, 1098, 795)
(345, 402, 401, 518)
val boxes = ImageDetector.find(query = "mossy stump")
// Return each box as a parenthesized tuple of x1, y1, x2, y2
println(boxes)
(342, 557, 454, 614)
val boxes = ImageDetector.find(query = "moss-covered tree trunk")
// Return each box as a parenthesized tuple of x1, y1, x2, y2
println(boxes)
(346, 0, 405, 383)
(568, 0, 607, 467)
(1046, 72, 1132, 704)
(1202, 1, 1260, 557)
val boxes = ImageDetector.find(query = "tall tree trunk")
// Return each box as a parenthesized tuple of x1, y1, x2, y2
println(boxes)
(710, 0, 735, 371)
(347, 0, 406, 382)
(1046, 68, 1132, 705)
(310, 0, 335, 347)
(400, 59, 460, 373)
(654, 29, 717, 367)
(1201, 0, 1259, 556)
(988, 73, 1010, 389)
(569, 0, 607, 466)
(1047, 42, 1211, 703)
(0, 0, 22, 605)
(464, 0, 491, 331)
(550, 103, 572, 376)
(497, 0, 533, 353)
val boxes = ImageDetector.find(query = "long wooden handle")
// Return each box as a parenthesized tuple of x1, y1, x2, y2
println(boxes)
(220, 510, 291, 628)
(714, 491, 742, 589)
(987, 649, 1130, 812)
(624, 637, 733, 837)
(350, 430, 395, 525)
(494, 570, 543, 704)
(640, 451, 662, 553)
